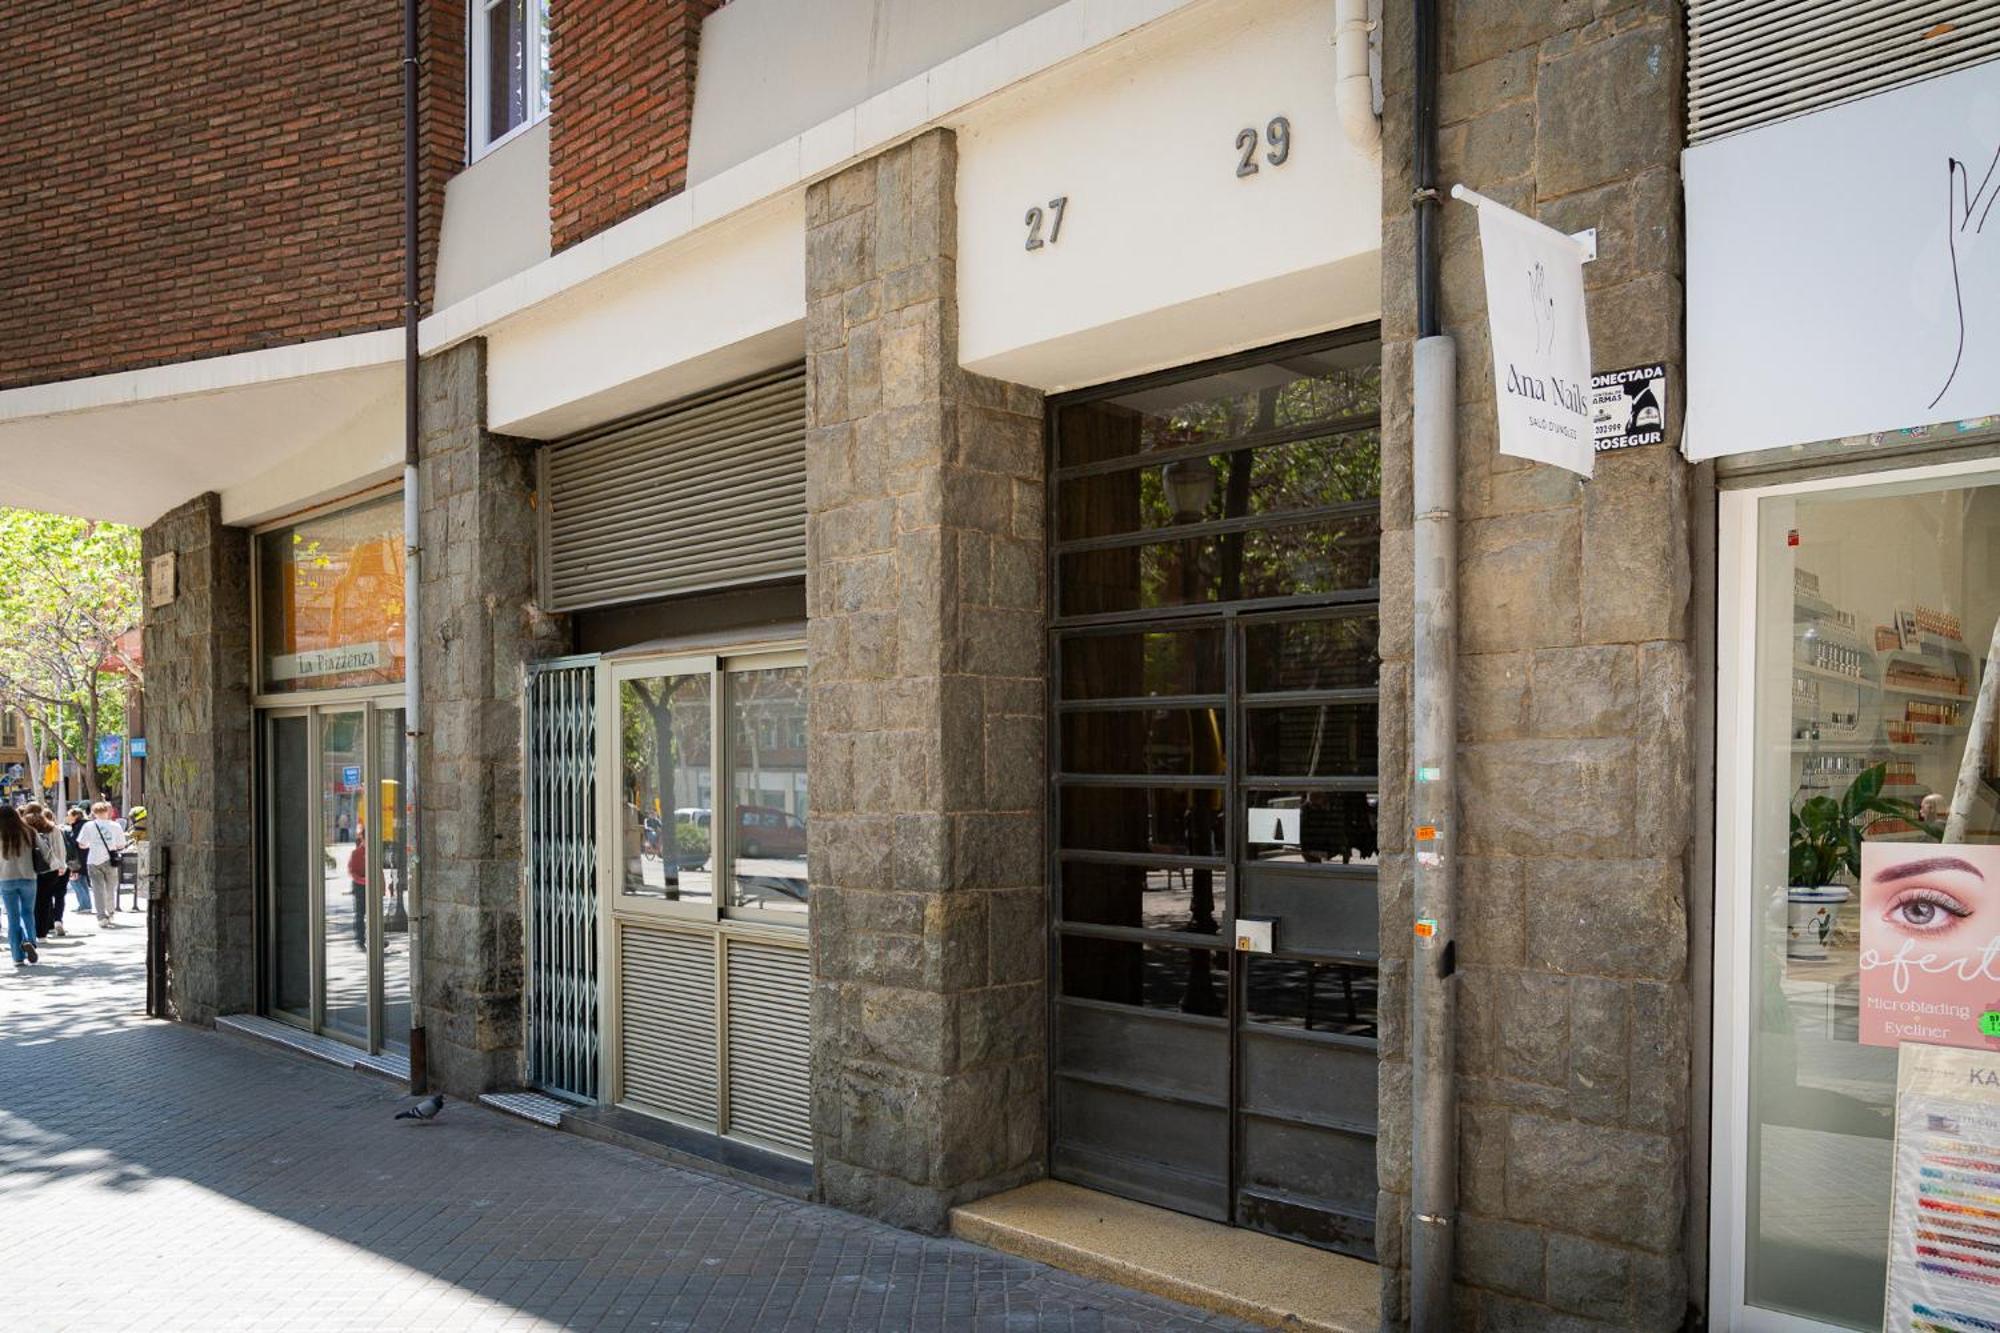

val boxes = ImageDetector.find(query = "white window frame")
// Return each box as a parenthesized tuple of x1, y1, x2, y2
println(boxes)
(597, 644, 811, 932)
(1710, 454, 2000, 1332)
(467, 0, 550, 162)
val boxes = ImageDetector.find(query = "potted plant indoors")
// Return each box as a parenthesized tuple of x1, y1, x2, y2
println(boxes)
(1787, 762, 1940, 960)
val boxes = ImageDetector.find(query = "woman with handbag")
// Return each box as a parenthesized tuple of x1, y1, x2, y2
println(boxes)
(78, 801, 126, 927)
(23, 804, 68, 938)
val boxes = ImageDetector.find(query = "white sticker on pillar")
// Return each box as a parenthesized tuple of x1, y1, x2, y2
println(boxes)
(1247, 807, 1298, 845)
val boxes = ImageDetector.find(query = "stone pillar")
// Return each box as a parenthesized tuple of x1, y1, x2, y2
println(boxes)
(416, 339, 566, 1095)
(804, 128, 1049, 1231)
(141, 492, 255, 1025)
(1376, 4, 1693, 1329)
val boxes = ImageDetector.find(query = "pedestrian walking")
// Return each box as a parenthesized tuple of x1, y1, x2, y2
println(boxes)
(23, 804, 68, 938)
(64, 806, 90, 916)
(77, 801, 125, 926)
(0, 804, 38, 966)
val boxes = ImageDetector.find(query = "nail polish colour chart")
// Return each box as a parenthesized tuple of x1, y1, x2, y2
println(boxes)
(1887, 1044, 2000, 1332)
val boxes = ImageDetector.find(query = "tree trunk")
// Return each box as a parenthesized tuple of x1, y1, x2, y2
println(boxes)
(81, 681, 102, 801)
(24, 717, 43, 805)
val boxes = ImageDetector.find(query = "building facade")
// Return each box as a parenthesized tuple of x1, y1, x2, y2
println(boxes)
(5, 2, 1998, 1330)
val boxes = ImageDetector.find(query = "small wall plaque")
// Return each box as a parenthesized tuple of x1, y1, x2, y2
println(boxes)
(148, 552, 177, 609)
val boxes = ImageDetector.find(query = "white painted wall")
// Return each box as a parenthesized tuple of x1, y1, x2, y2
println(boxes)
(687, 0, 1065, 187)
(0, 334, 400, 527)
(435, 119, 552, 310)
(483, 193, 807, 438)
(955, 0, 1380, 391)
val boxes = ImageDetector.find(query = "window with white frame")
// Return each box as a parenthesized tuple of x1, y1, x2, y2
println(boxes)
(469, 0, 551, 160)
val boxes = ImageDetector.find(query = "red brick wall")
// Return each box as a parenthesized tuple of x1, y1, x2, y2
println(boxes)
(549, 0, 724, 253)
(0, 2, 464, 392)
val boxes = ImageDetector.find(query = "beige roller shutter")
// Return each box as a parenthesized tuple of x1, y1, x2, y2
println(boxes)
(1688, 3, 2000, 145)
(722, 936, 813, 1157)
(543, 364, 807, 612)
(617, 923, 718, 1128)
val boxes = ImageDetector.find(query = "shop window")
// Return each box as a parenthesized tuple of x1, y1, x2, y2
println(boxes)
(613, 651, 807, 924)
(728, 664, 807, 915)
(256, 494, 405, 696)
(1732, 470, 2000, 1327)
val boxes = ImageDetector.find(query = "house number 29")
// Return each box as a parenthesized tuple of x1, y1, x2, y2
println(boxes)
(1024, 196, 1068, 250)
(1235, 117, 1292, 176)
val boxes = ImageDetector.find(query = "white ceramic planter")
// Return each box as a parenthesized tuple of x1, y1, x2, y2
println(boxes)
(1786, 885, 1851, 960)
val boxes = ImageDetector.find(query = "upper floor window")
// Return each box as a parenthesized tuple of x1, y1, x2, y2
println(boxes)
(469, 0, 551, 160)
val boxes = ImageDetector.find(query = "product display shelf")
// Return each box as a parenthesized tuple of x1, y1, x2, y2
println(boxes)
(1793, 662, 1876, 689)
(1879, 681, 1970, 703)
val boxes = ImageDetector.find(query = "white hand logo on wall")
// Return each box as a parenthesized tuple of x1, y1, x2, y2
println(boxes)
(1931, 139, 2000, 411)
(1528, 260, 1557, 356)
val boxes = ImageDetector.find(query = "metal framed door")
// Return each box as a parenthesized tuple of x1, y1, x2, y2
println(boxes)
(260, 699, 405, 1055)
(1045, 327, 1383, 1258)
(1229, 607, 1381, 1254)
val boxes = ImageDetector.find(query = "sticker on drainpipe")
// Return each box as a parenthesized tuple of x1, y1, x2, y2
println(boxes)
(1415, 918, 1438, 939)
(1417, 765, 1442, 782)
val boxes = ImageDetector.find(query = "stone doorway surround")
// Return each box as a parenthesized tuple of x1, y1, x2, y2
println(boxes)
(802, 127, 1051, 1231)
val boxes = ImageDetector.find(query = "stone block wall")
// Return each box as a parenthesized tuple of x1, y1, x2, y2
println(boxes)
(416, 339, 567, 1095)
(141, 492, 255, 1025)
(1376, 3, 1694, 1328)
(803, 127, 1050, 1232)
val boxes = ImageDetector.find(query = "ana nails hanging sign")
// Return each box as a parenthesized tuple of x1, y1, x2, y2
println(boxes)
(1453, 185, 1596, 478)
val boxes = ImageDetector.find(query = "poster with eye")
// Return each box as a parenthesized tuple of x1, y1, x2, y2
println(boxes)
(1883, 1043, 2000, 1330)
(1861, 844, 2000, 1050)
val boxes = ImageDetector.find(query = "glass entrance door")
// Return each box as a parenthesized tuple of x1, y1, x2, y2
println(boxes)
(267, 713, 314, 1023)
(321, 710, 368, 1043)
(260, 698, 408, 1055)
(1047, 331, 1383, 1257)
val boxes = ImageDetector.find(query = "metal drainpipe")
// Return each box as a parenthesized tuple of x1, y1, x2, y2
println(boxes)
(402, 0, 428, 1095)
(1408, 0, 1459, 1324)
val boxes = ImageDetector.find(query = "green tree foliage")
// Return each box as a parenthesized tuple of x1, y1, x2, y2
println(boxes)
(0, 509, 141, 800)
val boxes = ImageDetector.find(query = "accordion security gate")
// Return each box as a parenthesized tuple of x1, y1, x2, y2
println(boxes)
(524, 657, 600, 1102)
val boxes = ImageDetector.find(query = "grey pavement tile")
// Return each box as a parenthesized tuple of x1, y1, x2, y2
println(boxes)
(1, 916, 1259, 1331)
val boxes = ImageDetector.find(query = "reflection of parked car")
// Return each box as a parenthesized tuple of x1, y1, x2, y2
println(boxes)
(737, 806, 806, 859)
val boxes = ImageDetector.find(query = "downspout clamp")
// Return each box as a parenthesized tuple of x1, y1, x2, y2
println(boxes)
(1407, 0, 1458, 1325)
(401, 0, 428, 1094)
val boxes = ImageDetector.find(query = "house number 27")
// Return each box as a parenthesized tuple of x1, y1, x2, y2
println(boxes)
(1024, 196, 1068, 250)
(1236, 117, 1292, 176)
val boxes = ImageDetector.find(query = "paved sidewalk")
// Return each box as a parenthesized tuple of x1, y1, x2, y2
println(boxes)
(0, 910, 1251, 1332)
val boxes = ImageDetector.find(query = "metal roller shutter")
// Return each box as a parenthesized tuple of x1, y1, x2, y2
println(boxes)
(618, 923, 719, 1128)
(1688, 3, 2000, 145)
(543, 364, 807, 612)
(722, 936, 812, 1157)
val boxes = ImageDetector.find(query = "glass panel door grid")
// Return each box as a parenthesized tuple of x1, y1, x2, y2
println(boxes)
(603, 647, 811, 1153)
(261, 700, 410, 1054)
(1048, 330, 1383, 1258)
(1719, 464, 2000, 1330)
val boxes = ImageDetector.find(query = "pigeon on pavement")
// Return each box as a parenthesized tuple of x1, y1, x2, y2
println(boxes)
(394, 1094, 445, 1122)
